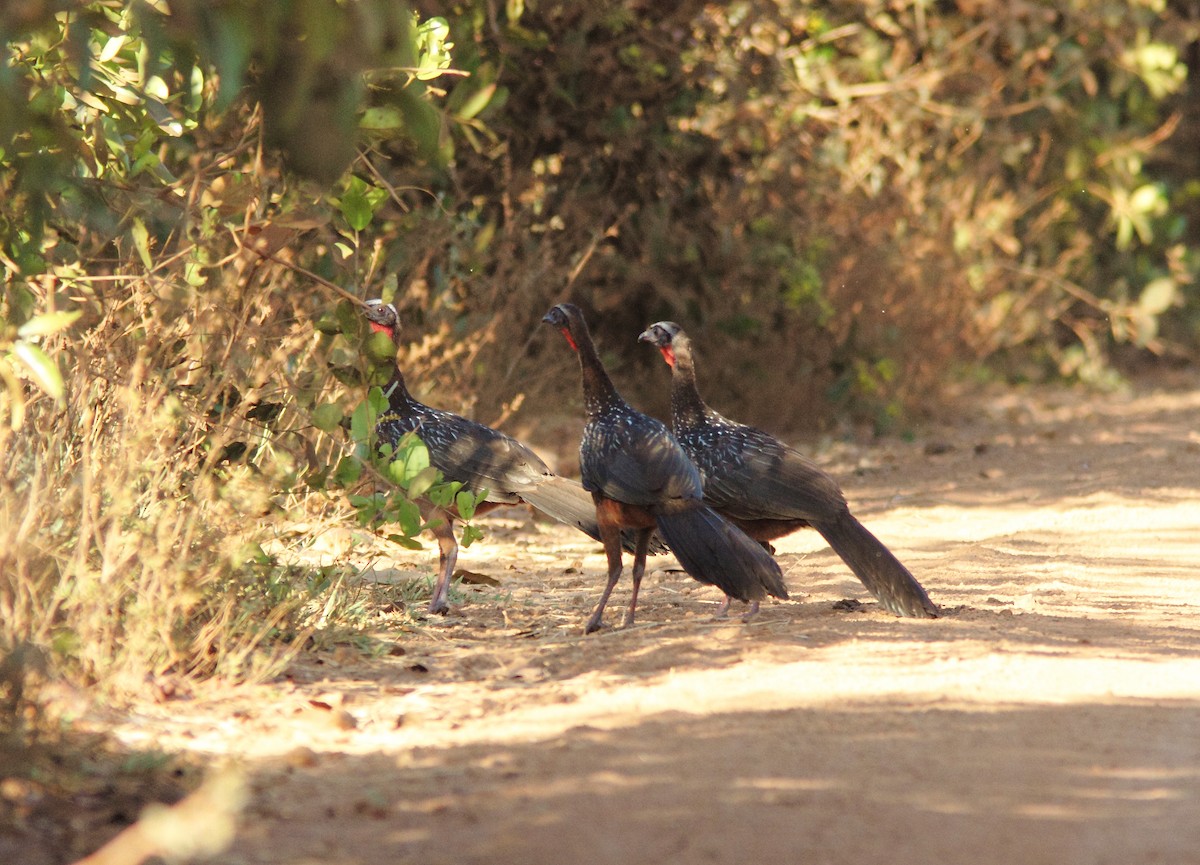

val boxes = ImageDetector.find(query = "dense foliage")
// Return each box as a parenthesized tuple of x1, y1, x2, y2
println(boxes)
(0, 0, 464, 697)
(393, 0, 1198, 428)
(0, 1, 1196, 702)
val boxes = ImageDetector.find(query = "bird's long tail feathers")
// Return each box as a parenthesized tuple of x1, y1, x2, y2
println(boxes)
(813, 511, 937, 618)
(523, 475, 667, 554)
(654, 505, 788, 602)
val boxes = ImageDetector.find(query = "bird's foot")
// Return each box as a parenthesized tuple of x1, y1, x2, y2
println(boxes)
(713, 596, 733, 619)
(584, 615, 609, 635)
(740, 600, 761, 623)
(427, 597, 451, 616)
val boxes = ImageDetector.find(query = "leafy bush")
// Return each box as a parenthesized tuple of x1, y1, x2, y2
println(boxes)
(386, 0, 1197, 428)
(0, 2, 463, 700)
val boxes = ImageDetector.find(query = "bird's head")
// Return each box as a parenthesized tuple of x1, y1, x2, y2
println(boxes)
(638, 320, 683, 368)
(363, 298, 400, 344)
(542, 302, 583, 351)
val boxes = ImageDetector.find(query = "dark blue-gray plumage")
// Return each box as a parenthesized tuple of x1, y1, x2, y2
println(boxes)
(639, 320, 937, 618)
(363, 299, 656, 615)
(543, 303, 787, 633)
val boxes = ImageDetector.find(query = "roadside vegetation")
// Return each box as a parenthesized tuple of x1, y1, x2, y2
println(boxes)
(0, 2, 1196, 857)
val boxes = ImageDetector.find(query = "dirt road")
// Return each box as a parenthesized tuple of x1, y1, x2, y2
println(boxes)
(111, 379, 1200, 865)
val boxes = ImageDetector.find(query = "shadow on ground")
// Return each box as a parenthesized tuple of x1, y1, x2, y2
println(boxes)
(227, 699, 1200, 865)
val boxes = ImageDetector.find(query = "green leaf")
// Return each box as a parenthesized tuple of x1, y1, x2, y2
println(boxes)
(337, 176, 388, 231)
(414, 17, 454, 78)
(386, 533, 425, 550)
(311, 402, 343, 433)
(394, 498, 423, 535)
(360, 106, 404, 130)
(11, 342, 65, 400)
(368, 386, 390, 416)
(335, 299, 360, 338)
(385, 458, 408, 487)
(366, 330, 397, 362)
(17, 310, 81, 338)
(188, 66, 205, 113)
(337, 180, 370, 231)
(390, 434, 430, 484)
(1129, 184, 1166, 215)
(1138, 278, 1176, 316)
(426, 479, 462, 509)
(237, 541, 271, 566)
(0, 359, 27, 429)
(98, 34, 128, 64)
(350, 492, 386, 525)
(460, 524, 485, 548)
(350, 402, 370, 442)
(350, 392, 385, 442)
(406, 465, 439, 499)
(314, 313, 342, 335)
(455, 82, 496, 122)
(333, 456, 362, 486)
(396, 85, 446, 166)
(455, 488, 481, 520)
(183, 260, 207, 287)
(130, 218, 153, 270)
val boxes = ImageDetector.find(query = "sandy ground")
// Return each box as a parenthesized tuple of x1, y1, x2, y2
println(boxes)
(103, 378, 1200, 864)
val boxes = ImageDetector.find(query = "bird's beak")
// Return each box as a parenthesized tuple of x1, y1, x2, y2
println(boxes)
(637, 329, 655, 344)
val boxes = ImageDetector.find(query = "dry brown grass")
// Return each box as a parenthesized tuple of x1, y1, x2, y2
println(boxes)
(0, 247, 397, 711)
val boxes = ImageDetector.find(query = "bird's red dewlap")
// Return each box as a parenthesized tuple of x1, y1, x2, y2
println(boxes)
(560, 328, 578, 351)
(369, 322, 393, 336)
(659, 346, 676, 367)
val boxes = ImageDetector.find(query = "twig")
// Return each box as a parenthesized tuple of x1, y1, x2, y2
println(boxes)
(501, 206, 635, 385)
(1096, 112, 1181, 167)
(236, 230, 366, 307)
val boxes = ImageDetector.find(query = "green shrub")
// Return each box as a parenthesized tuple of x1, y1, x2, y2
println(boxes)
(385, 0, 1197, 428)
(0, 2, 461, 699)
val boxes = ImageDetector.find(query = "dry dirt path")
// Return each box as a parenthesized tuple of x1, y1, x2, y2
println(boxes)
(111, 378, 1200, 865)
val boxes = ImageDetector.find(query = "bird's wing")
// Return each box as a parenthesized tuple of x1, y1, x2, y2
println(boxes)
(415, 413, 550, 503)
(582, 415, 702, 506)
(700, 429, 847, 521)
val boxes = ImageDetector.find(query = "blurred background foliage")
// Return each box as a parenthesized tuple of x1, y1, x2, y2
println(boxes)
(0, 0, 1197, 705)
(397, 0, 1198, 431)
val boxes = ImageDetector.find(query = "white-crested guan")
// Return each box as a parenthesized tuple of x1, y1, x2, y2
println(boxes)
(543, 303, 788, 632)
(638, 320, 937, 618)
(363, 300, 658, 615)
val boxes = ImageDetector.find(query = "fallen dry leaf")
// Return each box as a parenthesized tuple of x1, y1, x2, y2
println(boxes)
(454, 568, 501, 586)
